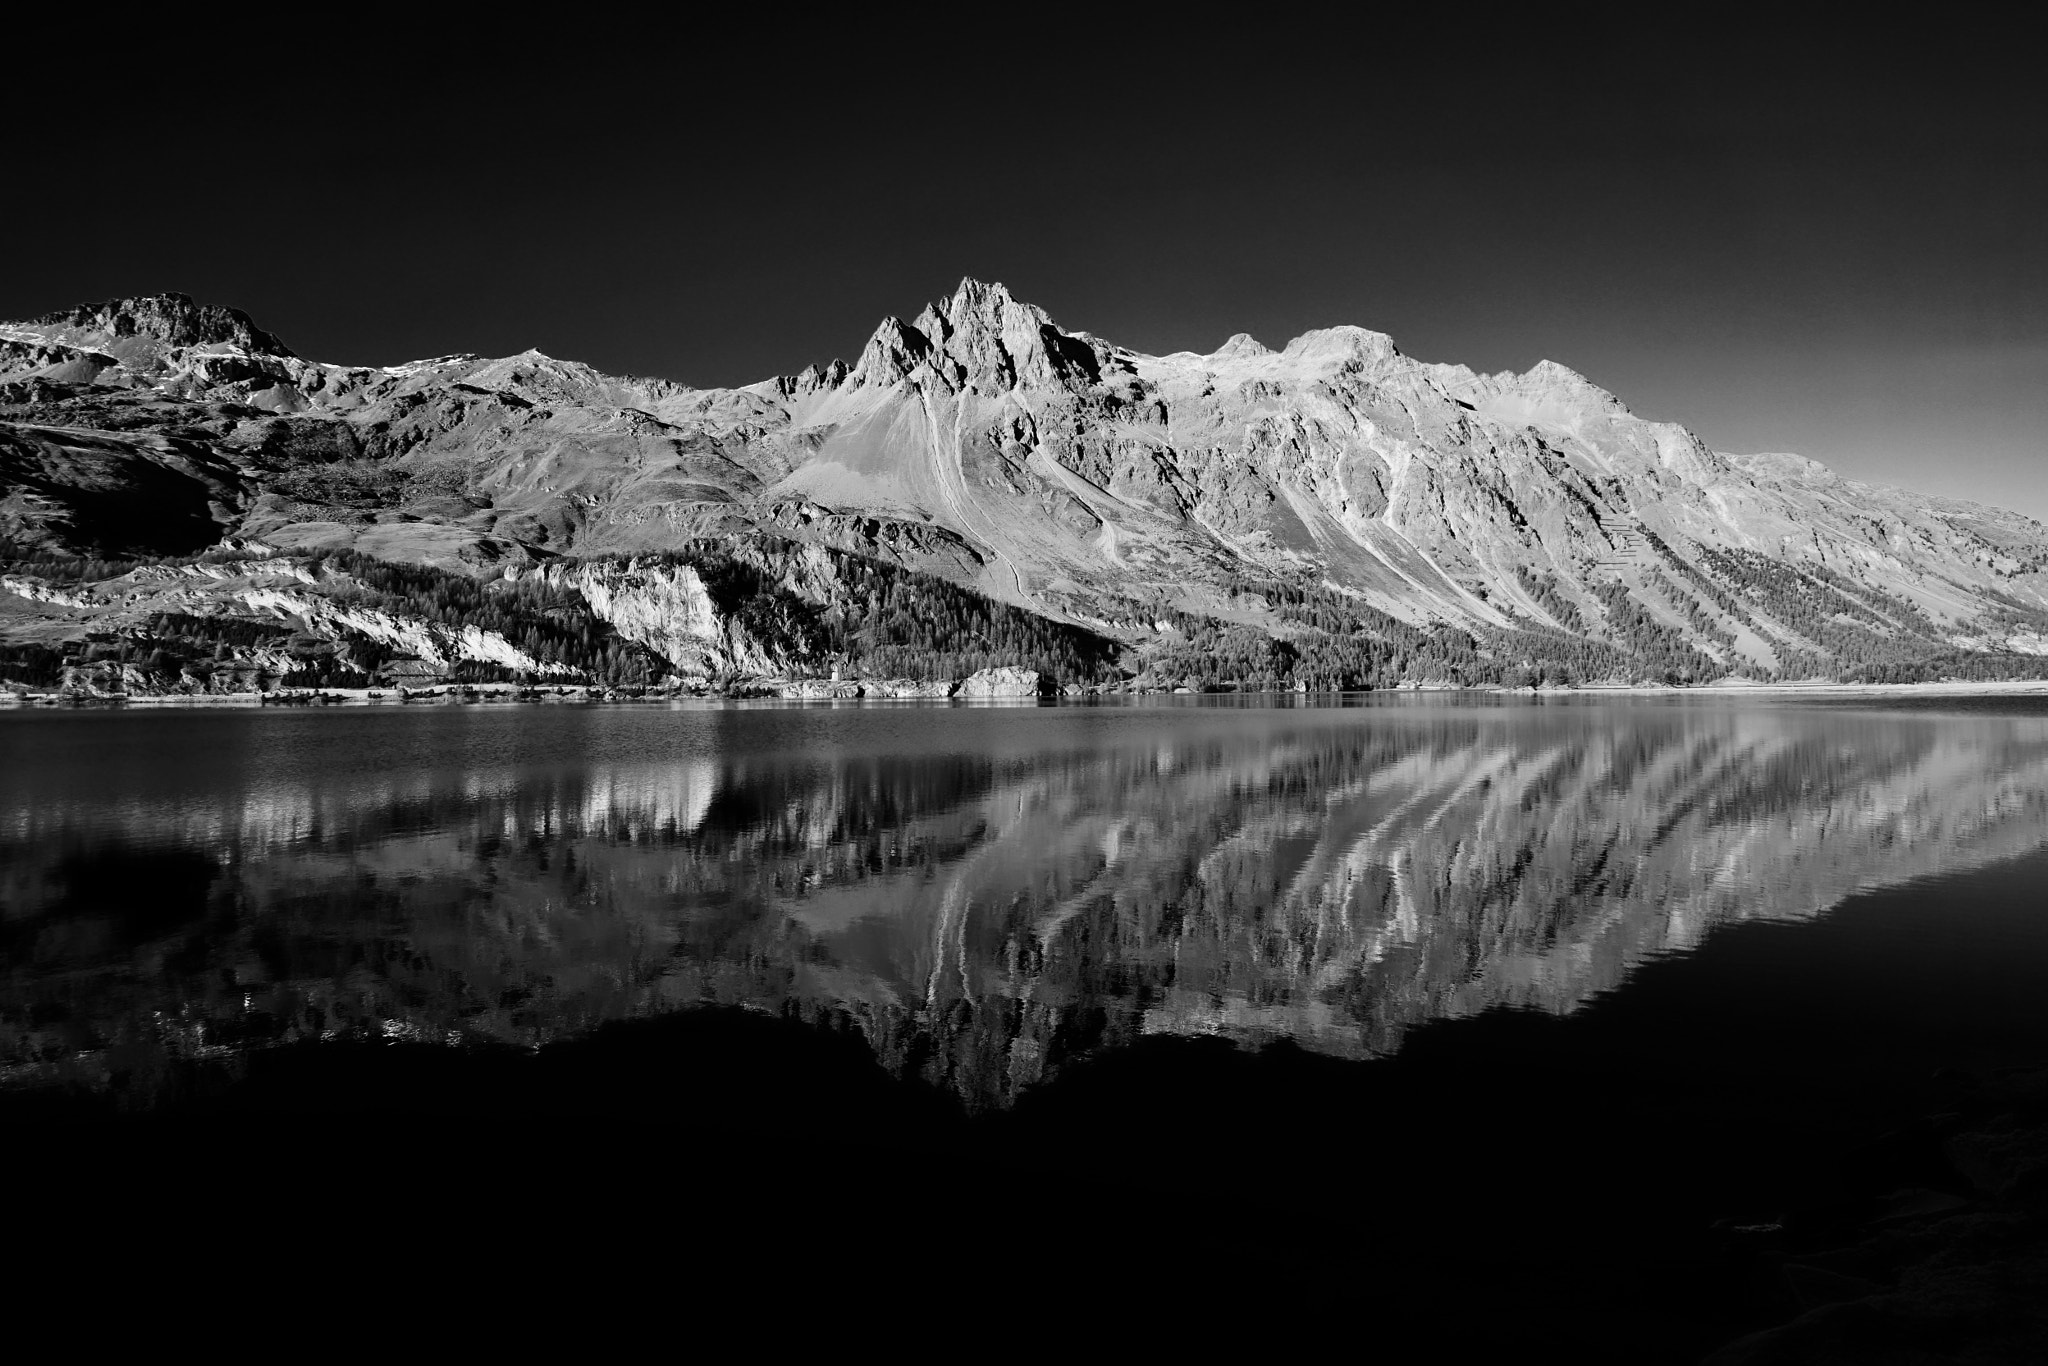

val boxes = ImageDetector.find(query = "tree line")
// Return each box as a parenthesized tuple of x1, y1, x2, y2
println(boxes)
(8, 531, 2048, 693)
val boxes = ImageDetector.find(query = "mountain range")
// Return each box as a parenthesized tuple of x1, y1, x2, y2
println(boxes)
(4, 282, 2046, 693)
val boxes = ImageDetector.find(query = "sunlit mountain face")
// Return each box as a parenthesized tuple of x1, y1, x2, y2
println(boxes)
(5, 699, 2048, 1109)
(9, 286, 2048, 700)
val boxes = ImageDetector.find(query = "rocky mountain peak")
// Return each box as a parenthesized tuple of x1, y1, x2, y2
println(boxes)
(846, 316, 936, 387)
(1518, 358, 1627, 411)
(845, 278, 1100, 394)
(1213, 333, 1272, 359)
(25, 292, 296, 358)
(1280, 324, 1404, 373)
(909, 277, 1048, 348)
(940, 275, 1029, 324)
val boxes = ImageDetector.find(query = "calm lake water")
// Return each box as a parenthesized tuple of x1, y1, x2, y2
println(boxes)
(7, 695, 2048, 1112)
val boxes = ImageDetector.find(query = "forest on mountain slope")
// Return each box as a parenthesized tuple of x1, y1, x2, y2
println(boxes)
(10, 522, 2043, 696)
(0, 538, 1127, 693)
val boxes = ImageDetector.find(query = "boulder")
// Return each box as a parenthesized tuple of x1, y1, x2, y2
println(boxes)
(956, 666, 1043, 698)
(861, 678, 957, 699)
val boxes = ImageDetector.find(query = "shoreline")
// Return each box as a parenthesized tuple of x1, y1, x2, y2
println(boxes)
(1548, 678, 2048, 697)
(7, 677, 2048, 708)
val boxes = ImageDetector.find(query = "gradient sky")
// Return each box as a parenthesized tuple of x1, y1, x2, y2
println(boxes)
(8, 14, 2043, 519)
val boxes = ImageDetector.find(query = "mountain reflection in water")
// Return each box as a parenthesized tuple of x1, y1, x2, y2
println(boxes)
(5, 699, 2048, 1110)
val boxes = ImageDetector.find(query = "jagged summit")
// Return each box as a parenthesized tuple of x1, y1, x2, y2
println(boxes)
(928, 275, 1035, 323)
(841, 276, 1099, 394)
(906, 277, 1054, 352)
(27, 291, 296, 357)
(846, 315, 935, 387)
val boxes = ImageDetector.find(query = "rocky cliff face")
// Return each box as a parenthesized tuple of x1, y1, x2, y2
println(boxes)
(524, 558, 771, 677)
(5, 282, 2047, 681)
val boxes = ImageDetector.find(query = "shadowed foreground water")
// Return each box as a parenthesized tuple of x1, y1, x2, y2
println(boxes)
(7, 697, 2048, 1362)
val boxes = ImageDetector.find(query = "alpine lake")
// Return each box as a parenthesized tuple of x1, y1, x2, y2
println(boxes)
(7, 694, 2048, 1360)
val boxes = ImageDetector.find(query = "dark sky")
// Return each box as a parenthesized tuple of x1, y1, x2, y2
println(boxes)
(9, 14, 2044, 518)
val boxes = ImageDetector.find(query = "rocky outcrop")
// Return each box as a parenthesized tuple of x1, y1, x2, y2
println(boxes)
(522, 558, 771, 678)
(859, 677, 957, 698)
(1, 575, 104, 608)
(237, 586, 575, 676)
(24, 293, 296, 358)
(955, 666, 1043, 698)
